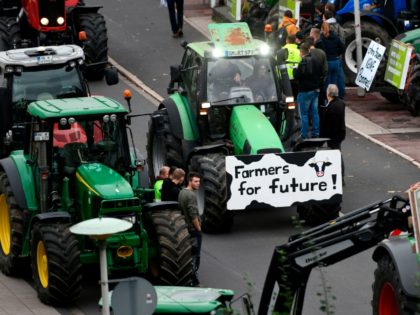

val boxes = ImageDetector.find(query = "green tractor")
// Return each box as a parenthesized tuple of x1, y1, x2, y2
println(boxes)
(146, 23, 310, 233)
(0, 44, 118, 158)
(0, 96, 193, 305)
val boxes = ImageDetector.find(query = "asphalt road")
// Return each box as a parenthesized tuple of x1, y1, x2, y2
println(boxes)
(51, 1, 420, 314)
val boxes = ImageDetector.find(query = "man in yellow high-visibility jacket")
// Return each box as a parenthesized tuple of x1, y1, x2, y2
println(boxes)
(283, 34, 301, 97)
(154, 166, 170, 201)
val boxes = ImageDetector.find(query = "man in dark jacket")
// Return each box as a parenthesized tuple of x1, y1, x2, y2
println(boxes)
(320, 84, 346, 178)
(294, 43, 323, 139)
(161, 168, 185, 201)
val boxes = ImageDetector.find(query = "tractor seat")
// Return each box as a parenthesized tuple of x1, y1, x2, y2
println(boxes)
(63, 142, 88, 174)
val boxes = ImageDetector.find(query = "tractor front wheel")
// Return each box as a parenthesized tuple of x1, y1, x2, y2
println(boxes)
(0, 16, 20, 50)
(30, 222, 82, 305)
(0, 172, 24, 276)
(76, 13, 108, 80)
(146, 108, 183, 183)
(191, 153, 234, 233)
(372, 254, 419, 315)
(146, 210, 192, 286)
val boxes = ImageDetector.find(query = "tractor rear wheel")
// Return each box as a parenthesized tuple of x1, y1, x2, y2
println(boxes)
(297, 202, 340, 227)
(372, 254, 420, 315)
(30, 222, 82, 305)
(0, 16, 20, 50)
(76, 13, 108, 80)
(343, 21, 391, 85)
(407, 65, 420, 117)
(145, 210, 192, 285)
(0, 172, 24, 276)
(191, 153, 234, 233)
(147, 109, 183, 183)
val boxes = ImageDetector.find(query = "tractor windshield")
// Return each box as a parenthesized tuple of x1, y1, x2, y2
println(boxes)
(51, 114, 131, 174)
(207, 57, 278, 105)
(12, 64, 85, 107)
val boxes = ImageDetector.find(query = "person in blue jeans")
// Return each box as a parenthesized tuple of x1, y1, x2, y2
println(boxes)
(167, 0, 184, 38)
(294, 43, 322, 139)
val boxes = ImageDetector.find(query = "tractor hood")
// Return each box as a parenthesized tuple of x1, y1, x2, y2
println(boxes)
(230, 105, 284, 154)
(76, 163, 133, 199)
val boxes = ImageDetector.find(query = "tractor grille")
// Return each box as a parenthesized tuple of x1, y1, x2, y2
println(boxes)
(100, 198, 141, 216)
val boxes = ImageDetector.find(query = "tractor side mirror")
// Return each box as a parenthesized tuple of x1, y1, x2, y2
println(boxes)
(180, 40, 188, 49)
(170, 65, 182, 83)
(104, 67, 119, 86)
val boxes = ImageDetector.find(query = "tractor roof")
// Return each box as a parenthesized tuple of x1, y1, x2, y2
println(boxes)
(27, 96, 128, 119)
(188, 23, 268, 58)
(0, 45, 84, 67)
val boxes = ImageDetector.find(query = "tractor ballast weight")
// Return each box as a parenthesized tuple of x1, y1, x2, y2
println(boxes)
(0, 96, 193, 305)
(146, 23, 341, 233)
(0, 0, 109, 80)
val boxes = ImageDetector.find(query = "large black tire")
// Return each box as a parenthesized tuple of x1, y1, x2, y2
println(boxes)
(146, 108, 183, 182)
(191, 153, 234, 233)
(372, 254, 420, 314)
(407, 65, 420, 117)
(0, 172, 24, 276)
(145, 210, 192, 286)
(30, 222, 82, 305)
(296, 202, 340, 227)
(343, 21, 391, 85)
(380, 91, 401, 104)
(76, 13, 108, 81)
(0, 16, 20, 51)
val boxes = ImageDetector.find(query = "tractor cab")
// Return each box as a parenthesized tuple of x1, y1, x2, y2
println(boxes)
(169, 22, 294, 142)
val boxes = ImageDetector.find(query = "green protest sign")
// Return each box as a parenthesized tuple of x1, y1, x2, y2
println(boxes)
(384, 40, 413, 89)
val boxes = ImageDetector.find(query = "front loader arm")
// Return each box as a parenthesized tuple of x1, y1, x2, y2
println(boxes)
(258, 195, 411, 315)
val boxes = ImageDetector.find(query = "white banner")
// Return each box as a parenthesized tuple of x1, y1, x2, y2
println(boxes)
(355, 41, 386, 91)
(226, 151, 342, 210)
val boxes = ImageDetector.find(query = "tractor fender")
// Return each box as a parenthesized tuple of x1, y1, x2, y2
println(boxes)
(186, 143, 229, 165)
(67, 5, 102, 15)
(0, 157, 27, 209)
(372, 237, 420, 298)
(142, 201, 179, 212)
(33, 212, 72, 224)
(158, 97, 184, 139)
(340, 10, 398, 38)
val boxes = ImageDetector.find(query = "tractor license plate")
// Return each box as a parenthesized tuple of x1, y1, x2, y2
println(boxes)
(33, 132, 50, 142)
(37, 55, 53, 64)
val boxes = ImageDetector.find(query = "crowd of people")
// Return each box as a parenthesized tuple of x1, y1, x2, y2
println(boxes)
(153, 166, 202, 287)
(277, 4, 347, 150)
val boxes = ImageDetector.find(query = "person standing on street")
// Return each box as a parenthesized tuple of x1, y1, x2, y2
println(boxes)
(178, 172, 202, 287)
(282, 34, 301, 98)
(154, 166, 170, 201)
(167, 0, 184, 38)
(294, 43, 322, 139)
(319, 84, 346, 178)
(161, 168, 185, 201)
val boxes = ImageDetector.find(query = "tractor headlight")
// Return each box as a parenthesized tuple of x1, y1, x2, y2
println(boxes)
(5, 66, 14, 73)
(57, 17, 65, 25)
(259, 43, 270, 55)
(110, 114, 117, 122)
(68, 117, 76, 124)
(285, 96, 294, 103)
(60, 117, 67, 126)
(212, 47, 224, 58)
(40, 17, 49, 26)
(201, 102, 211, 109)
(103, 115, 110, 123)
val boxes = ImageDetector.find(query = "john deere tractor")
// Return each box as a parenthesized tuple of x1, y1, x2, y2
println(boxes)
(146, 23, 308, 233)
(0, 96, 192, 305)
(0, 0, 108, 79)
(0, 44, 118, 159)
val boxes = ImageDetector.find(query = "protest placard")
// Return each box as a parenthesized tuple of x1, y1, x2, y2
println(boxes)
(355, 41, 386, 91)
(385, 40, 413, 90)
(226, 150, 342, 210)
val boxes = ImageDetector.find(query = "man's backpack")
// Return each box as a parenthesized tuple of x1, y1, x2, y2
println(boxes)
(277, 23, 291, 47)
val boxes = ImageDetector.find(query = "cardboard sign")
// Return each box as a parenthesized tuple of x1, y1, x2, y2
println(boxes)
(226, 150, 342, 210)
(355, 41, 386, 91)
(385, 40, 413, 90)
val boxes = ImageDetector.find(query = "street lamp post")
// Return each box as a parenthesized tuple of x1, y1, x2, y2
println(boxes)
(354, 0, 365, 96)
